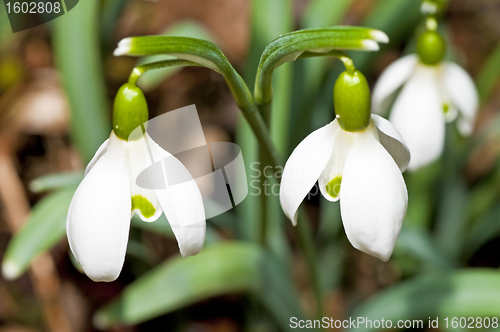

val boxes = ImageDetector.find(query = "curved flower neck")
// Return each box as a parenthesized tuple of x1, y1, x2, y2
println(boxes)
(113, 83, 149, 141)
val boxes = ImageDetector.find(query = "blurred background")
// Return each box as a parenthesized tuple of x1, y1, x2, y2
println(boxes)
(1, 0, 500, 331)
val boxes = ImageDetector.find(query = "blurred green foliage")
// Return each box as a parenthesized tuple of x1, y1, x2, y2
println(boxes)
(2, 0, 500, 330)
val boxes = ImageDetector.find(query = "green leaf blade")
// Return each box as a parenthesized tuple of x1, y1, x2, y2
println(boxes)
(29, 172, 84, 193)
(2, 188, 75, 280)
(94, 242, 304, 330)
(53, 0, 110, 163)
(350, 270, 500, 332)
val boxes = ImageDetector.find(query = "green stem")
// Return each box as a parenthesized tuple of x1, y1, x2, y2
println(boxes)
(117, 37, 283, 170)
(298, 50, 356, 75)
(258, 102, 273, 246)
(297, 208, 324, 319)
(253, 26, 387, 111)
(255, 70, 324, 318)
(258, 151, 268, 246)
(253, 48, 362, 323)
(321, 50, 356, 75)
(128, 59, 201, 86)
(425, 16, 438, 31)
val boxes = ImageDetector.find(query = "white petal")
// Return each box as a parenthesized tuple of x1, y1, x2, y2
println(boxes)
(84, 138, 109, 176)
(67, 132, 131, 282)
(128, 133, 163, 222)
(371, 114, 411, 172)
(442, 62, 479, 136)
(279, 121, 337, 225)
(372, 54, 418, 115)
(340, 123, 407, 261)
(389, 65, 445, 171)
(318, 123, 354, 202)
(147, 136, 206, 257)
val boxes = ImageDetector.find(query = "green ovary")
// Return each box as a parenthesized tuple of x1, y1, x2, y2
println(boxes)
(416, 31, 446, 66)
(113, 83, 149, 141)
(131, 195, 156, 218)
(333, 70, 371, 132)
(326, 176, 342, 199)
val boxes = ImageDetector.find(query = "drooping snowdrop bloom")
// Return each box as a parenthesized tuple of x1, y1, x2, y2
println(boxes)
(280, 69, 410, 261)
(372, 30, 479, 170)
(67, 83, 206, 282)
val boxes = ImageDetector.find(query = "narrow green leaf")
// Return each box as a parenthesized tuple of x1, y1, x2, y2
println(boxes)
(350, 270, 500, 332)
(433, 178, 468, 260)
(395, 227, 455, 271)
(248, 0, 293, 262)
(477, 42, 500, 103)
(130, 214, 221, 245)
(53, 0, 110, 163)
(235, 0, 293, 244)
(29, 171, 83, 193)
(301, 0, 352, 29)
(100, 0, 129, 46)
(2, 188, 75, 280)
(93, 242, 304, 330)
(463, 203, 500, 259)
(262, 0, 293, 156)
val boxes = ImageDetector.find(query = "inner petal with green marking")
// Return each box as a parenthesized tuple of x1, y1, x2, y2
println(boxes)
(131, 195, 156, 219)
(443, 103, 449, 115)
(326, 176, 342, 199)
(442, 102, 458, 122)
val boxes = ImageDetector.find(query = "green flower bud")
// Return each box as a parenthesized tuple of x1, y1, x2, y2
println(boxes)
(113, 83, 148, 141)
(416, 31, 446, 66)
(333, 70, 371, 132)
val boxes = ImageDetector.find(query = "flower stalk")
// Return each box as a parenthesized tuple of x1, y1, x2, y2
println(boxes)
(115, 36, 282, 170)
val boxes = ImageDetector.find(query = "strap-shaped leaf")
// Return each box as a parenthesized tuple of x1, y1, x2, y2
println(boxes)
(350, 270, 500, 332)
(93, 242, 304, 331)
(2, 188, 75, 280)
(53, 0, 111, 163)
(29, 172, 84, 193)
(254, 26, 389, 105)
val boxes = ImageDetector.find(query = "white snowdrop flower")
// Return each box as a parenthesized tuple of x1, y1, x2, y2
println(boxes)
(67, 83, 206, 282)
(372, 30, 479, 170)
(280, 69, 409, 261)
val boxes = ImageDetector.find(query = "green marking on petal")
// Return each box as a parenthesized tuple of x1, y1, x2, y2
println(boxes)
(443, 103, 450, 114)
(326, 176, 342, 199)
(131, 195, 156, 218)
